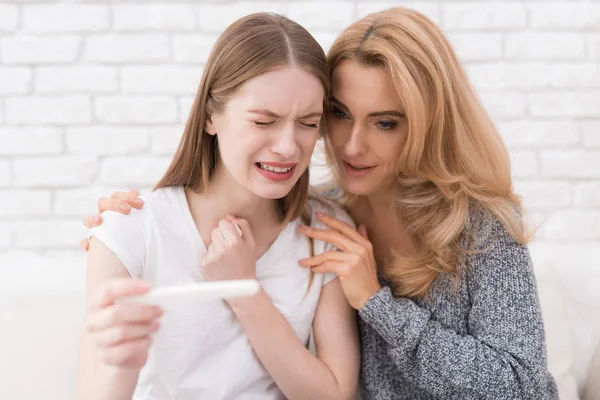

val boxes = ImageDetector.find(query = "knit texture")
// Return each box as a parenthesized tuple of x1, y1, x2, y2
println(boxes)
(357, 205, 558, 399)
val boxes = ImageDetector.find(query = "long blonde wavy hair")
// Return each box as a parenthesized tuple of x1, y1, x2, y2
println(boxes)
(325, 7, 529, 299)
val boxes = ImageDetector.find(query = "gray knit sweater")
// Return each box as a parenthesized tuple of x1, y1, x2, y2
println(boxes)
(356, 205, 558, 399)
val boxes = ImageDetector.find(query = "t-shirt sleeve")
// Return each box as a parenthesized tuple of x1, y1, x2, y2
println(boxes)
(308, 200, 356, 286)
(88, 209, 147, 279)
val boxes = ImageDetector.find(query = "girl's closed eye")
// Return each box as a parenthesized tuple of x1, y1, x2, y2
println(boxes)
(253, 121, 275, 127)
(300, 122, 319, 129)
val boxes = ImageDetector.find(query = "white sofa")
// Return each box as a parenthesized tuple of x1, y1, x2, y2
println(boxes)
(0, 250, 598, 400)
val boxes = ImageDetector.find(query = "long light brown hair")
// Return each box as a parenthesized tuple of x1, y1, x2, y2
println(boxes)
(325, 7, 528, 299)
(156, 13, 330, 225)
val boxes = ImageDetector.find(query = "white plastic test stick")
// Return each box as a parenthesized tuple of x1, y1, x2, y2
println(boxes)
(120, 279, 260, 306)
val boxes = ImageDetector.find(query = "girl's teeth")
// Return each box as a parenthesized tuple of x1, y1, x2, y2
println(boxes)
(258, 163, 292, 173)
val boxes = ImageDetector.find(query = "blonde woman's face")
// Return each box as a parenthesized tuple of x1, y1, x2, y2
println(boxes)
(327, 60, 408, 197)
(207, 66, 324, 199)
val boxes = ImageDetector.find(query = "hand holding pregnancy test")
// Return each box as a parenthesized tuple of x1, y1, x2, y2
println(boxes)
(121, 218, 255, 307)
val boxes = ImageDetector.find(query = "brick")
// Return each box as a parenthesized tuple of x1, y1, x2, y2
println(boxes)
(179, 97, 195, 123)
(447, 33, 502, 62)
(95, 97, 178, 124)
(356, 3, 440, 24)
(197, 2, 287, 32)
(14, 157, 98, 187)
(0, 226, 9, 248)
(510, 150, 538, 178)
(442, 2, 526, 30)
(581, 121, 600, 148)
(0, 127, 62, 155)
(513, 181, 571, 210)
(23, 4, 109, 32)
(551, 63, 600, 89)
(506, 33, 585, 60)
(479, 92, 527, 118)
(0, 4, 18, 32)
(541, 211, 600, 240)
(287, 2, 354, 31)
(590, 35, 600, 60)
(465, 63, 550, 91)
(66, 127, 149, 155)
(54, 187, 120, 217)
(99, 157, 172, 186)
(0, 67, 32, 95)
(36, 66, 118, 94)
(84, 34, 170, 63)
(121, 66, 202, 95)
(1, 36, 80, 64)
(530, 92, 600, 118)
(498, 121, 579, 149)
(173, 34, 219, 63)
(0, 190, 52, 218)
(114, 4, 196, 31)
(530, 3, 600, 29)
(541, 150, 600, 178)
(11, 220, 85, 248)
(574, 182, 600, 207)
(6, 96, 91, 124)
(313, 33, 338, 54)
(0, 161, 10, 187)
(150, 126, 185, 155)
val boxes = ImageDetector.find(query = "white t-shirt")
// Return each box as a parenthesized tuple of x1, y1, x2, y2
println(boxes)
(89, 185, 355, 400)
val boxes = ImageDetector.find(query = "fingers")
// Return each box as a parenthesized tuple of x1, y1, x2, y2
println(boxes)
(316, 212, 366, 244)
(310, 260, 347, 275)
(227, 217, 254, 243)
(101, 337, 152, 367)
(94, 321, 160, 348)
(87, 302, 162, 332)
(298, 250, 350, 267)
(97, 196, 132, 214)
(218, 219, 241, 243)
(358, 224, 369, 239)
(83, 215, 102, 229)
(110, 190, 144, 209)
(92, 279, 151, 309)
(210, 227, 225, 253)
(298, 225, 361, 253)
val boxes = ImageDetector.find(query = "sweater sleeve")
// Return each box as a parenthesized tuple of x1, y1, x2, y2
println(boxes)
(358, 215, 557, 399)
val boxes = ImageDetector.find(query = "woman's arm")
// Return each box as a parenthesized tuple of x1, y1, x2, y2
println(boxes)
(75, 239, 161, 400)
(229, 279, 360, 400)
(301, 212, 555, 399)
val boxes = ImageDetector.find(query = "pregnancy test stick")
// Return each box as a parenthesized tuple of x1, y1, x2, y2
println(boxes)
(120, 279, 260, 306)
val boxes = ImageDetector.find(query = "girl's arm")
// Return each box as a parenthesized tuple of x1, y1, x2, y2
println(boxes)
(75, 239, 161, 400)
(229, 279, 360, 400)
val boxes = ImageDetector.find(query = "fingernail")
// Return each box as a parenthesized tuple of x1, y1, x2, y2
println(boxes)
(94, 216, 101, 224)
(316, 212, 324, 216)
(134, 198, 144, 206)
(298, 225, 307, 231)
(120, 203, 130, 211)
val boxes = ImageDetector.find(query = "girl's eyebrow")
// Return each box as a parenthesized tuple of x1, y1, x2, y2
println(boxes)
(331, 97, 404, 118)
(247, 109, 322, 119)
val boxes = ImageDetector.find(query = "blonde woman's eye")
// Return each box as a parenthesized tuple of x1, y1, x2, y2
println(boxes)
(332, 107, 348, 119)
(378, 121, 396, 130)
(301, 123, 319, 129)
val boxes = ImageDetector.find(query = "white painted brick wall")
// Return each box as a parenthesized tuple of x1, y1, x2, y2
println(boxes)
(0, 0, 597, 301)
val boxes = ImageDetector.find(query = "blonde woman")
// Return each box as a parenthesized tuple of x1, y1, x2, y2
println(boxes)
(83, 7, 557, 399)
(75, 13, 359, 400)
